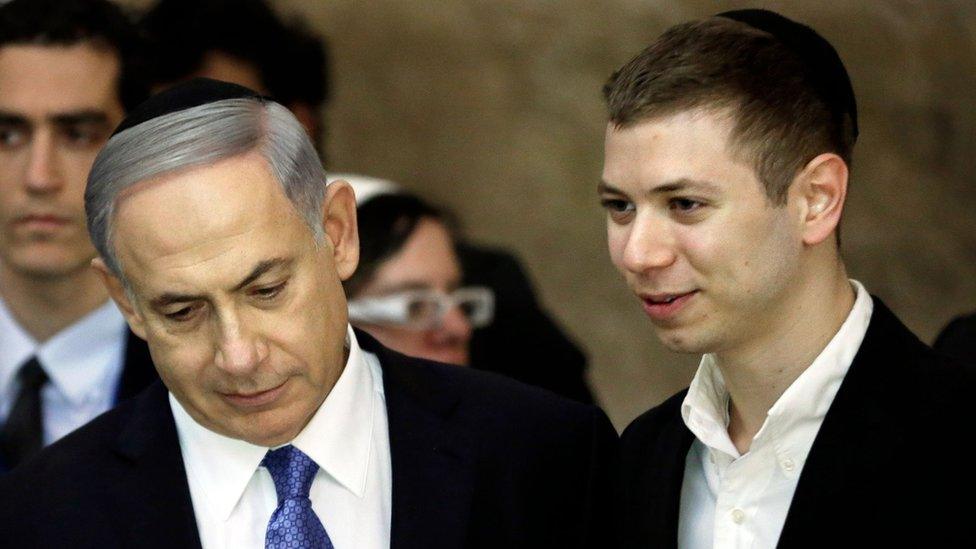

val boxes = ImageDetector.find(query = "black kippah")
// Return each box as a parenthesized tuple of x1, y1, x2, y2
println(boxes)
(717, 9, 858, 141)
(111, 77, 267, 137)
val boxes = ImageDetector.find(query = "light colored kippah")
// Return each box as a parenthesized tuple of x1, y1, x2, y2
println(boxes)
(329, 173, 402, 206)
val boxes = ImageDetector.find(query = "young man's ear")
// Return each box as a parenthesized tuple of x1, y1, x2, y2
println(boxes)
(797, 152, 848, 246)
(91, 258, 147, 340)
(321, 179, 360, 281)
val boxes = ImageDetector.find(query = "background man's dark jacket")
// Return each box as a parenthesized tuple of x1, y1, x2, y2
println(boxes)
(934, 311, 976, 365)
(617, 299, 976, 548)
(459, 243, 595, 404)
(0, 330, 157, 473)
(0, 331, 617, 549)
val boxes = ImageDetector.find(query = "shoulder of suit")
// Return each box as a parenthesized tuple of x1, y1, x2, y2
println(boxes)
(620, 389, 688, 448)
(393, 353, 613, 442)
(866, 302, 976, 403)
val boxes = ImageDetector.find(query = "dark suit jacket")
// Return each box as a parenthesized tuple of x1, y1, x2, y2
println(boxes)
(458, 243, 595, 404)
(0, 330, 157, 473)
(0, 330, 617, 548)
(618, 298, 976, 548)
(934, 311, 976, 365)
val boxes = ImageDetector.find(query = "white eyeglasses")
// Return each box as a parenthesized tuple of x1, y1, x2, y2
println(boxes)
(348, 286, 495, 331)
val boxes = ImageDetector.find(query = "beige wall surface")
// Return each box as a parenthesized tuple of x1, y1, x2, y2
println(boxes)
(125, 1, 976, 429)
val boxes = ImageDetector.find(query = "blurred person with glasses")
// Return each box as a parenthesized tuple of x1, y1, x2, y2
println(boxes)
(341, 175, 490, 366)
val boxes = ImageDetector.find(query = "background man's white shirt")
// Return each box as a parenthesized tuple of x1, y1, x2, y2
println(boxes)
(0, 296, 128, 445)
(678, 280, 873, 549)
(173, 326, 392, 549)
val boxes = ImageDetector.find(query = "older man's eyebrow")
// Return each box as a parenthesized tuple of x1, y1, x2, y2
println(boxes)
(0, 112, 29, 126)
(230, 257, 292, 292)
(150, 292, 206, 309)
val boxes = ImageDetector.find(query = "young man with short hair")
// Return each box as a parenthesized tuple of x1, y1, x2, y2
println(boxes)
(0, 0, 155, 471)
(601, 9, 975, 547)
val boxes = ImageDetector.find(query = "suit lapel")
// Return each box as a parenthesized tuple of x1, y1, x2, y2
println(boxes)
(360, 331, 476, 549)
(109, 383, 203, 549)
(778, 299, 912, 546)
(647, 414, 695, 549)
(115, 330, 159, 403)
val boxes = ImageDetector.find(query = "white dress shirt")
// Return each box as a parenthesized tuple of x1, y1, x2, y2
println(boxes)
(677, 280, 873, 549)
(172, 326, 392, 549)
(0, 296, 128, 445)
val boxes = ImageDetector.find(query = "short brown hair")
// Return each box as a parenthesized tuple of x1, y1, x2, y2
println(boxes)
(603, 16, 856, 204)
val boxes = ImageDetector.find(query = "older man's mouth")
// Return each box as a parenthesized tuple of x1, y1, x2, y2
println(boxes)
(219, 380, 288, 409)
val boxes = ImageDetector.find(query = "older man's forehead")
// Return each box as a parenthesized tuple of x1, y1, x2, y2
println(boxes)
(111, 151, 306, 281)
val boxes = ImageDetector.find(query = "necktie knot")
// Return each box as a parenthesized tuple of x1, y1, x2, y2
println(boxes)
(262, 445, 319, 503)
(17, 357, 48, 390)
(262, 445, 334, 548)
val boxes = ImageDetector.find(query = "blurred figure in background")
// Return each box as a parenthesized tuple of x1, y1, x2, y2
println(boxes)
(140, 0, 330, 152)
(0, 0, 156, 471)
(341, 175, 594, 402)
(343, 176, 491, 366)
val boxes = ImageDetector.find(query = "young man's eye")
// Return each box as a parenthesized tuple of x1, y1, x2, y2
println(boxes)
(60, 125, 104, 148)
(669, 197, 704, 213)
(600, 198, 636, 221)
(0, 126, 27, 149)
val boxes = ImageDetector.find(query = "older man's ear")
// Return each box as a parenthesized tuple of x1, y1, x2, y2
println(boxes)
(322, 179, 360, 282)
(91, 257, 147, 340)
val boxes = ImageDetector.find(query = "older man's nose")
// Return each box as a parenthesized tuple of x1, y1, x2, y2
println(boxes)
(214, 316, 269, 374)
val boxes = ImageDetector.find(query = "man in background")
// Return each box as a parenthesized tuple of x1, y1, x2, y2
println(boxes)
(934, 311, 976, 363)
(140, 0, 330, 153)
(0, 0, 156, 471)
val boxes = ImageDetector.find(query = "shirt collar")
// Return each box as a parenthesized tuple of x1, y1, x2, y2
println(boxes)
(0, 295, 127, 406)
(170, 325, 378, 522)
(0, 295, 36, 400)
(681, 280, 874, 458)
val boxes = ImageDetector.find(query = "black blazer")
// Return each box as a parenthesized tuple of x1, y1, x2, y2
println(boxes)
(0, 331, 617, 548)
(618, 298, 976, 548)
(934, 311, 976, 365)
(0, 330, 157, 473)
(115, 330, 159, 403)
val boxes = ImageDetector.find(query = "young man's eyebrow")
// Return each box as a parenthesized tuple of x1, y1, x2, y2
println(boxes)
(50, 111, 111, 127)
(597, 178, 722, 196)
(231, 257, 292, 292)
(649, 178, 722, 194)
(0, 112, 29, 126)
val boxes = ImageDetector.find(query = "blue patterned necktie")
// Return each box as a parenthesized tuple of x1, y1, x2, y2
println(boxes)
(262, 445, 334, 549)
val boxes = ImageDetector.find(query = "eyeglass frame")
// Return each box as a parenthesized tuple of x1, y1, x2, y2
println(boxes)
(347, 286, 495, 331)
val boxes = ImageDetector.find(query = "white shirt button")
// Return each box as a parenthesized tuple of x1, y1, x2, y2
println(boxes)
(782, 457, 795, 472)
(731, 508, 746, 524)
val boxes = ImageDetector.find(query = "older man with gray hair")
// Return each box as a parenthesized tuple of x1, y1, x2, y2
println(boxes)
(0, 79, 617, 549)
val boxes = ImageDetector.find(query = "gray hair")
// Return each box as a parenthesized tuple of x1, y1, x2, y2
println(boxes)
(85, 97, 327, 277)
